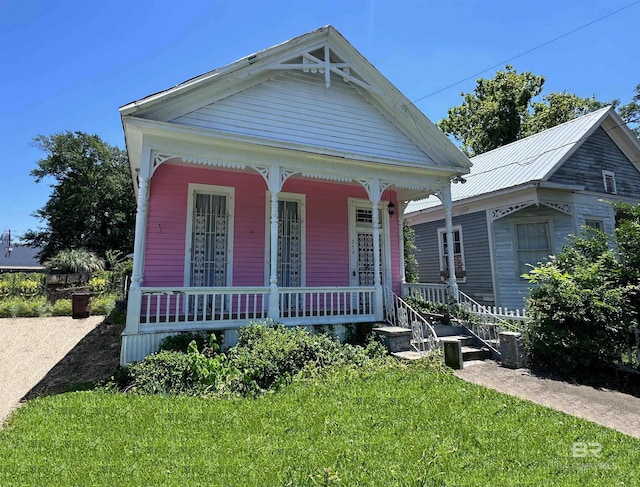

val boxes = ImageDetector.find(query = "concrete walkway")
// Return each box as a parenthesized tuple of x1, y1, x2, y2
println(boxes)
(456, 361, 640, 439)
(1, 316, 105, 425)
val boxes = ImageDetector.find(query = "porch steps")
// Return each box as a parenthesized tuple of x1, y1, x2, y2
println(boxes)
(375, 323, 490, 365)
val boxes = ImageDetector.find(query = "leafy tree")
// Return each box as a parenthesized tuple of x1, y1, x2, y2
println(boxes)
(618, 84, 640, 137)
(23, 132, 136, 261)
(403, 221, 419, 283)
(522, 91, 608, 137)
(438, 65, 544, 156)
(524, 203, 640, 375)
(438, 65, 610, 156)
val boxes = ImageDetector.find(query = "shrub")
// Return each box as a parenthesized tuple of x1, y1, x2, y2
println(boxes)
(14, 297, 47, 317)
(0, 299, 17, 318)
(51, 299, 72, 316)
(92, 294, 117, 315)
(524, 221, 637, 376)
(112, 343, 234, 396)
(111, 323, 388, 397)
(159, 331, 219, 354)
(227, 323, 387, 394)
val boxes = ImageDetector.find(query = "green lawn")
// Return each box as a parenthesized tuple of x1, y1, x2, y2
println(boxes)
(0, 362, 638, 486)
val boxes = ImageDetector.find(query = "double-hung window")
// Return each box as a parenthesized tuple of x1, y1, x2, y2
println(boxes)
(514, 221, 551, 278)
(438, 225, 466, 281)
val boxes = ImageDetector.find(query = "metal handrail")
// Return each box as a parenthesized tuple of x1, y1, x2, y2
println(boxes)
(384, 286, 440, 354)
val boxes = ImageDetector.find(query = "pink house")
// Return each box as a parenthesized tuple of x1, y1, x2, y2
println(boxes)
(120, 26, 471, 364)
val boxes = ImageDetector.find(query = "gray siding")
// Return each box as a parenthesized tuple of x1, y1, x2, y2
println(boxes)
(412, 211, 493, 304)
(492, 205, 574, 310)
(549, 127, 640, 198)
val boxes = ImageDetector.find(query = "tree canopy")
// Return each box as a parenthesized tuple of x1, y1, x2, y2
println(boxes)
(618, 84, 640, 137)
(23, 132, 136, 261)
(437, 65, 611, 156)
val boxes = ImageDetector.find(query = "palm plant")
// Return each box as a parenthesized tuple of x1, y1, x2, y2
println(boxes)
(44, 249, 105, 274)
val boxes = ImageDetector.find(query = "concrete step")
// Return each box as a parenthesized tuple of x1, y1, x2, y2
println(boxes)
(462, 346, 490, 361)
(442, 334, 474, 347)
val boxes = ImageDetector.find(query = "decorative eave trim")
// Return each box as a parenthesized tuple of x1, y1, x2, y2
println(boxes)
(490, 202, 536, 221)
(151, 151, 246, 176)
(540, 201, 573, 216)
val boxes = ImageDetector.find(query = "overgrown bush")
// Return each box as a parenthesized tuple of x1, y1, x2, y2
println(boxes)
(524, 204, 640, 375)
(159, 331, 220, 354)
(111, 322, 388, 397)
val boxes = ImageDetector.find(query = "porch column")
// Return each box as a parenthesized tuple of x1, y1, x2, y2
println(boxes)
(268, 168, 281, 320)
(371, 182, 384, 320)
(124, 174, 150, 336)
(441, 184, 459, 301)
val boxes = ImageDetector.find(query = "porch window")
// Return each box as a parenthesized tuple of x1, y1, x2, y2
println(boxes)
(514, 221, 551, 278)
(438, 225, 466, 282)
(190, 193, 229, 287)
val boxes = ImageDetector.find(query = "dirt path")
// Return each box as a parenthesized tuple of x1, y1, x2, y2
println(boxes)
(456, 361, 640, 439)
(1, 316, 123, 425)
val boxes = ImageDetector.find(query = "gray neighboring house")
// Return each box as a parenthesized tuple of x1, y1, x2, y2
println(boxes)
(0, 245, 44, 273)
(405, 106, 640, 310)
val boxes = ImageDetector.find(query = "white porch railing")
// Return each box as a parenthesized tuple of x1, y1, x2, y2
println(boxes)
(402, 283, 527, 322)
(402, 282, 448, 304)
(278, 286, 376, 325)
(139, 286, 269, 330)
(137, 285, 377, 331)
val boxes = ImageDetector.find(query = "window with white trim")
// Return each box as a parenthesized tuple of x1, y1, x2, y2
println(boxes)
(584, 219, 604, 232)
(514, 221, 551, 278)
(437, 225, 466, 282)
(602, 170, 617, 194)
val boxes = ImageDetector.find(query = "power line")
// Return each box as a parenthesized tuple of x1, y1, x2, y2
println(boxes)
(412, 0, 640, 104)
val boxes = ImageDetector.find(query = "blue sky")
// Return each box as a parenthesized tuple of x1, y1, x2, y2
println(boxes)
(2, 0, 639, 242)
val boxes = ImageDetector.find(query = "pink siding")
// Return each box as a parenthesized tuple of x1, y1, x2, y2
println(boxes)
(143, 163, 402, 292)
(144, 164, 266, 287)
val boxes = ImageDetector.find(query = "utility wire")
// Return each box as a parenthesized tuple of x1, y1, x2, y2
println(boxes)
(412, 0, 640, 104)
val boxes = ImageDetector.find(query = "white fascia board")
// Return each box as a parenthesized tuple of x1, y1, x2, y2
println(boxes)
(600, 111, 640, 172)
(120, 28, 332, 117)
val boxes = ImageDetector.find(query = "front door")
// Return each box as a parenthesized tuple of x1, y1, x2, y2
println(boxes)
(349, 200, 388, 289)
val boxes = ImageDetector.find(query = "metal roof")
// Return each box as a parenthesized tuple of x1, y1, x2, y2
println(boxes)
(0, 245, 43, 271)
(406, 106, 615, 214)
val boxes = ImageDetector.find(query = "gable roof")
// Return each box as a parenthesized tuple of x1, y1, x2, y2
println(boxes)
(121, 25, 471, 174)
(406, 106, 640, 214)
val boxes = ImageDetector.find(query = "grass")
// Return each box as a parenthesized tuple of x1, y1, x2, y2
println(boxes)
(0, 362, 638, 486)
